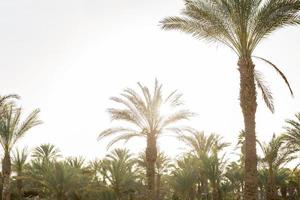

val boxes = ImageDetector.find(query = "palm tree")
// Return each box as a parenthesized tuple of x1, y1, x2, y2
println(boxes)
(160, 1, 300, 199)
(31, 143, 61, 163)
(0, 95, 19, 115)
(65, 156, 85, 169)
(259, 134, 295, 200)
(284, 113, 300, 153)
(0, 105, 41, 200)
(31, 162, 78, 200)
(179, 130, 229, 199)
(101, 149, 137, 200)
(170, 155, 199, 200)
(225, 162, 244, 200)
(12, 148, 29, 199)
(98, 80, 194, 200)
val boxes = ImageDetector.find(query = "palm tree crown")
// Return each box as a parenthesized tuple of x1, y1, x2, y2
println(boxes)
(98, 80, 194, 148)
(161, 0, 298, 111)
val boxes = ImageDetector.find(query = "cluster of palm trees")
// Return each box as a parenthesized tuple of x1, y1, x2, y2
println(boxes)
(2, 91, 300, 200)
(1, 0, 300, 200)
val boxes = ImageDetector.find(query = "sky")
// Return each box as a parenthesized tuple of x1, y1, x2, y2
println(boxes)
(1, 0, 300, 160)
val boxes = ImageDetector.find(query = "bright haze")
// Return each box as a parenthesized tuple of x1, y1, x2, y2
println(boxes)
(1, 0, 299, 160)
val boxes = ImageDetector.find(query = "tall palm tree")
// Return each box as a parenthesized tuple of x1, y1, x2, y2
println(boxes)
(259, 134, 294, 200)
(161, 1, 300, 199)
(0, 105, 41, 200)
(98, 80, 194, 200)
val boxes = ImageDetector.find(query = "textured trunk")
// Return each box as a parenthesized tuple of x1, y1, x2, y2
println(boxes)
(2, 152, 11, 200)
(201, 177, 209, 200)
(16, 178, 23, 200)
(238, 58, 258, 200)
(212, 182, 221, 200)
(266, 168, 277, 200)
(155, 174, 161, 200)
(146, 134, 157, 200)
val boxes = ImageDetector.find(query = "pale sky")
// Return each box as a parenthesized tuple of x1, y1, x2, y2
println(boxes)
(1, 0, 300, 160)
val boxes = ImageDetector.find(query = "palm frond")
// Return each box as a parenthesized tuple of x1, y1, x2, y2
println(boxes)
(254, 70, 274, 113)
(253, 56, 294, 96)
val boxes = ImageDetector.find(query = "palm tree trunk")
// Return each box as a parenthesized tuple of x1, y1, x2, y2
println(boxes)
(146, 135, 157, 200)
(155, 174, 161, 200)
(238, 57, 258, 200)
(16, 178, 23, 200)
(212, 183, 219, 200)
(266, 168, 277, 200)
(2, 151, 11, 200)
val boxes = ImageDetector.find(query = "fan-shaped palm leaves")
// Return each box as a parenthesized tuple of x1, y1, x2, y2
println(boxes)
(101, 149, 137, 200)
(179, 130, 229, 199)
(0, 105, 41, 200)
(161, 1, 300, 199)
(170, 155, 199, 200)
(12, 148, 29, 199)
(98, 80, 194, 200)
(284, 113, 300, 154)
(31, 143, 61, 163)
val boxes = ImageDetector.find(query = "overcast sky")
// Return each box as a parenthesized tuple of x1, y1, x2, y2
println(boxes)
(1, 0, 300, 160)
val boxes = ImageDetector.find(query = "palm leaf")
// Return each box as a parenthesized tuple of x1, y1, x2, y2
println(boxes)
(254, 70, 274, 113)
(253, 56, 294, 96)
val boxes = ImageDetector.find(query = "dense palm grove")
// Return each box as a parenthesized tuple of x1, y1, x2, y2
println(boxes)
(1, 0, 300, 200)
(1, 86, 300, 200)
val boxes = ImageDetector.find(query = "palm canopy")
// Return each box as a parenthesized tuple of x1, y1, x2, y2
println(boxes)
(98, 80, 194, 148)
(0, 106, 42, 152)
(259, 134, 294, 169)
(101, 149, 137, 197)
(32, 143, 61, 162)
(161, 0, 298, 113)
(12, 148, 29, 175)
(284, 113, 300, 153)
(161, 0, 300, 57)
(178, 129, 230, 157)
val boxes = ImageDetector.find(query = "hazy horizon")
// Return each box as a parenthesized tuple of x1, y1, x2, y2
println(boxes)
(1, 0, 300, 160)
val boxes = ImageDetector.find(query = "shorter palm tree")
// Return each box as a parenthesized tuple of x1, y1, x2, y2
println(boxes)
(259, 134, 295, 200)
(101, 149, 137, 200)
(170, 155, 199, 200)
(178, 130, 229, 199)
(0, 105, 41, 200)
(284, 113, 300, 153)
(31, 143, 61, 163)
